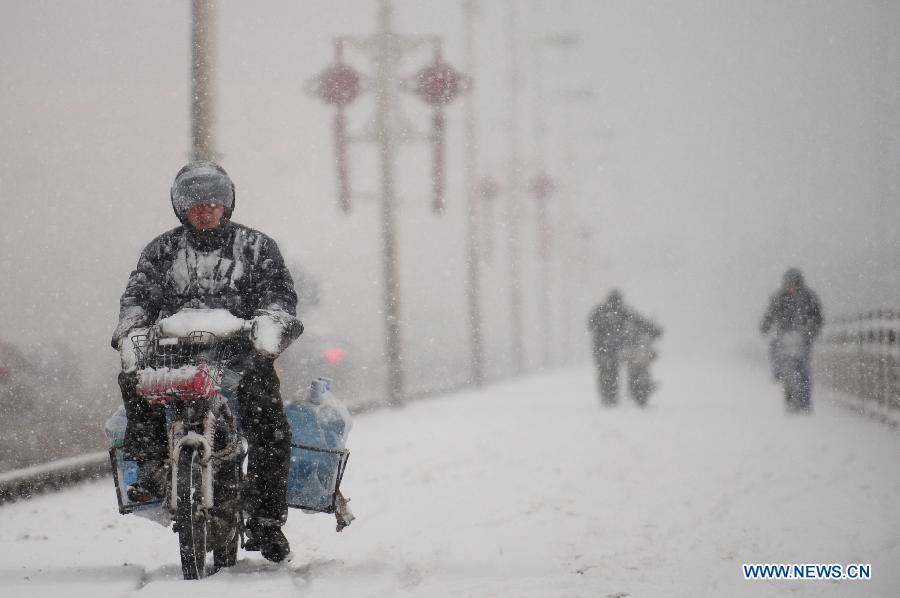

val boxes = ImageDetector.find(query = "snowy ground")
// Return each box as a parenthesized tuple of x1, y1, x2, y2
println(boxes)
(1, 356, 898, 597)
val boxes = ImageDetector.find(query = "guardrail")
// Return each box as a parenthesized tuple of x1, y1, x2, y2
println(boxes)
(816, 310, 900, 421)
(0, 451, 109, 505)
(0, 376, 480, 506)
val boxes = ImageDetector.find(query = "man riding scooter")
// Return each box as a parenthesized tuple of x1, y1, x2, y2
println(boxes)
(760, 268, 823, 412)
(112, 161, 302, 562)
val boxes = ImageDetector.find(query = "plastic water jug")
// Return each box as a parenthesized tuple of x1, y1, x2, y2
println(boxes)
(105, 406, 140, 505)
(285, 378, 352, 511)
(105, 405, 127, 448)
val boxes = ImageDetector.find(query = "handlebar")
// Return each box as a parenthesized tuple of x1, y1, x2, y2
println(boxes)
(120, 308, 302, 374)
(154, 309, 253, 340)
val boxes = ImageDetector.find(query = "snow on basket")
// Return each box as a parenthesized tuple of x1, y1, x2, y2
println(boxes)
(136, 364, 220, 402)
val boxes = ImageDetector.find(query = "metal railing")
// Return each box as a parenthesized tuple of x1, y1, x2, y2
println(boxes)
(0, 451, 108, 505)
(0, 373, 483, 506)
(815, 310, 900, 418)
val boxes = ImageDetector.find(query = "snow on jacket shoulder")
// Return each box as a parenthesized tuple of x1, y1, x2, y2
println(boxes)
(760, 286, 823, 338)
(112, 222, 298, 348)
(588, 302, 660, 350)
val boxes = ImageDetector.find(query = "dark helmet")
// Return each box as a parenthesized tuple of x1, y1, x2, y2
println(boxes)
(607, 289, 623, 307)
(782, 267, 804, 288)
(170, 161, 235, 225)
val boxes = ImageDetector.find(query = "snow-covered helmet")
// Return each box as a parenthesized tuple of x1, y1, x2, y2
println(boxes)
(782, 267, 804, 288)
(607, 289, 623, 307)
(170, 161, 235, 224)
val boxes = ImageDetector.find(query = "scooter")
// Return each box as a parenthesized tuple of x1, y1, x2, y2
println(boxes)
(107, 309, 352, 579)
(770, 330, 811, 413)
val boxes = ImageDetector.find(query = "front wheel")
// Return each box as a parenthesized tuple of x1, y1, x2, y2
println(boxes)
(176, 448, 209, 580)
(211, 458, 242, 571)
(782, 363, 811, 413)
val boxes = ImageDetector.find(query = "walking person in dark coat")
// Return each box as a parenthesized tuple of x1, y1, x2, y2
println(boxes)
(112, 161, 302, 562)
(760, 267, 823, 412)
(587, 290, 663, 405)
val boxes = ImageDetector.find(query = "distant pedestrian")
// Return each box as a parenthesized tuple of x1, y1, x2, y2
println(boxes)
(587, 290, 662, 406)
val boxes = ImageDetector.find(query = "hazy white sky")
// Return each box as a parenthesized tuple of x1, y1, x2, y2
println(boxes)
(1, 1, 897, 384)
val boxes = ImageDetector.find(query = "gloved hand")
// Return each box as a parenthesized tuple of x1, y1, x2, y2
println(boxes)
(119, 327, 150, 373)
(251, 310, 303, 357)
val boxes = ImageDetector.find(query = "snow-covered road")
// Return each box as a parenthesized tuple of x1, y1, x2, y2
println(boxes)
(1, 356, 898, 597)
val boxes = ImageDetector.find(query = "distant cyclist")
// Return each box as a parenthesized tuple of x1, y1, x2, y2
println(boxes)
(760, 268, 823, 412)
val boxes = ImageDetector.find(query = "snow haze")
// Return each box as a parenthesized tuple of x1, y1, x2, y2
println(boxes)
(1, 1, 899, 594)
(2, 1, 898, 380)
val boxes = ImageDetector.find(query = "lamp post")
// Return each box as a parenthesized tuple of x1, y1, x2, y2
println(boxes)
(556, 87, 594, 363)
(309, 0, 467, 404)
(477, 175, 501, 260)
(530, 172, 555, 368)
(531, 12, 588, 366)
(505, 0, 525, 375)
(190, 0, 217, 161)
(462, 0, 485, 386)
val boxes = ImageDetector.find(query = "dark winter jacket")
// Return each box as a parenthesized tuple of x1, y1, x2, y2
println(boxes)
(112, 221, 298, 349)
(587, 300, 662, 355)
(760, 286, 823, 341)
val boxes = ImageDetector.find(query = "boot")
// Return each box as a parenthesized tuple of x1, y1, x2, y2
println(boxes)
(245, 519, 291, 563)
(126, 461, 169, 503)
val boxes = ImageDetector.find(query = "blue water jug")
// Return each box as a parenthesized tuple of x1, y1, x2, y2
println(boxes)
(286, 378, 352, 511)
(105, 405, 127, 448)
(105, 407, 140, 508)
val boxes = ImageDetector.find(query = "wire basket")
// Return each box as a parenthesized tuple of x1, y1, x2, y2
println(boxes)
(132, 331, 232, 403)
(286, 443, 350, 513)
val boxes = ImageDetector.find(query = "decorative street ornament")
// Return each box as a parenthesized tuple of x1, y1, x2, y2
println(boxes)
(411, 49, 469, 213)
(477, 175, 500, 201)
(309, 41, 363, 212)
(530, 172, 555, 202)
(305, 0, 470, 405)
(310, 41, 468, 216)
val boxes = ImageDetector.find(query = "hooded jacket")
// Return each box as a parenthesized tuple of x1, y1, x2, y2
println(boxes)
(112, 221, 298, 349)
(588, 297, 662, 353)
(760, 285, 823, 340)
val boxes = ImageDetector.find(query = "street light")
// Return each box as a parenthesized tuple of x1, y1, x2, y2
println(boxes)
(528, 26, 582, 369)
(308, 0, 467, 404)
(190, 0, 217, 161)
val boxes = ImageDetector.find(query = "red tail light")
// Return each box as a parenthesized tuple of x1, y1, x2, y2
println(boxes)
(323, 347, 345, 364)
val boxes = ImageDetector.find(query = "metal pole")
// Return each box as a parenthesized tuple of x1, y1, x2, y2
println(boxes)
(506, 0, 525, 375)
(558, 1, 577, 366)
(530, 10, 552, 370)
(376, 0, 405, 404)
(874, 2, 895, 295)
(559, 98, 575, 365)
(537, 202, 551, 369)
(463, 0, 485, 386)
(191, 0, 217, 161)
